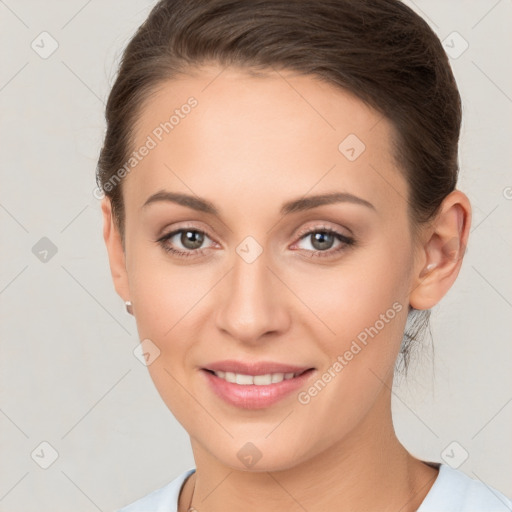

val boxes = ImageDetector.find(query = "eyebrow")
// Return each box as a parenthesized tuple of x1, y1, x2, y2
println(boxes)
(280, 192, 375, 215)
(142, 190, 375, 215)
(143, 190, 218, 214)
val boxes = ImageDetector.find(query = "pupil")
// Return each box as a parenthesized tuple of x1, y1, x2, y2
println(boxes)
(182, 230, 204, 249)
(312, 232, 333, 251)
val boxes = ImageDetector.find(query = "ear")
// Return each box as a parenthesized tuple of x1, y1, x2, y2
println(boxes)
(101, 197, 130, 303)
(409, 190, 471, 310)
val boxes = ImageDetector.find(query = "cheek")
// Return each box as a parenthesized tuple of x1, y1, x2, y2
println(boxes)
(286, 237, 411, 417)
(289, 251, 410, 447)
(125, 248, 212, 424)
(290, 237, 411, 354)
(126, 242, 215, 340)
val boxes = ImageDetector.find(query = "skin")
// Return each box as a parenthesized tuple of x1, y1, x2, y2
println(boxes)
(102, 64, 471, 511)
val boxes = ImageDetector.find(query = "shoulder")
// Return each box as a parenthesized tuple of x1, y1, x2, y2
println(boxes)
(117, 468, 196, 512)
(419, 463, 512, 512)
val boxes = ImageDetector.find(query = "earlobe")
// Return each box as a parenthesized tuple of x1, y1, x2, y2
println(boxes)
(101, 197, 131, 303)
(409, 190, 471, 310)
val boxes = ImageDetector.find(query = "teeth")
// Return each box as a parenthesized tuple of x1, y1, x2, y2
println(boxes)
(254, 374, 272, 385)
(236, 373, 254, 385)
(212, 371, 299, 385)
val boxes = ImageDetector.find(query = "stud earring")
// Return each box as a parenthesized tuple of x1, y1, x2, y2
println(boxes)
(125, 301, 133, 315)
(419, 263, 437, 278)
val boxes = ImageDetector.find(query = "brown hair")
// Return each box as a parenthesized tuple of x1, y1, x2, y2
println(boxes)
(96, 0, 462, 373)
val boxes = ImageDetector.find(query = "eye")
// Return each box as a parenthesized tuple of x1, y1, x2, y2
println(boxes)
(157, 227, 216, 258)
(293, 225, 355, 258)
(156, 224, 355, 260)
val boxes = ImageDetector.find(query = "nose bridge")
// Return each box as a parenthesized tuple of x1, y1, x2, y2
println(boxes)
(215, 237, 289, 343)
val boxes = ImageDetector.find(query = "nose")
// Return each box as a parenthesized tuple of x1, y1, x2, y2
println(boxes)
(214, 246, 291, 346)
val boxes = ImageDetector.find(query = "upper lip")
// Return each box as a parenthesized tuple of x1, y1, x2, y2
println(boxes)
(202, 360, 314, 375)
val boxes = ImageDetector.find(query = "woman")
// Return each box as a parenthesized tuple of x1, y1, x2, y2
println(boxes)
(97, 1, 512, 510)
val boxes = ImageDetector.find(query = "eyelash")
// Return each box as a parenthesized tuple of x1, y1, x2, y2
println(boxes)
(156, 225, 356, 260)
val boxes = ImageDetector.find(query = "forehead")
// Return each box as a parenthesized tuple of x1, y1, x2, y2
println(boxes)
(125, 65, 407, 219)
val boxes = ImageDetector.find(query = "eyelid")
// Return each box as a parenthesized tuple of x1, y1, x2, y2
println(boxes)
(293, 221, 352, 241)
(156, 220, 215, 240)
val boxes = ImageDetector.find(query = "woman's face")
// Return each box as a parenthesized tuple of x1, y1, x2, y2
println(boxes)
(115, 65, 421, 471)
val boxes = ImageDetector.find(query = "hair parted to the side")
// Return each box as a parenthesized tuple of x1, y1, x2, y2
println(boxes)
(96, 0, 462, 374)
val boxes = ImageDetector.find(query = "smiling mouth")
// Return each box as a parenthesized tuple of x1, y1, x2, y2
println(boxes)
(200, 366, 316, 409)
(203, 368, 312, 386)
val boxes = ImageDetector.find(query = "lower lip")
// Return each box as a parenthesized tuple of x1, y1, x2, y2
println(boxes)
(201, 369, 315, 409)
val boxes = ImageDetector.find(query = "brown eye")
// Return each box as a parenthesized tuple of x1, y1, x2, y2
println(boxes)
(293, 227, 355, 259)
(157, 228, 215, 258)
(309, 231, 336, 251)
(179, 230, 205, 250)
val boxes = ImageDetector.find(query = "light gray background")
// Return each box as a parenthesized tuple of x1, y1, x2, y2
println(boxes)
(0, 1, 511, 510)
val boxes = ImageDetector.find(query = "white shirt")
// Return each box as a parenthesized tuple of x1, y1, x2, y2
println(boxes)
(117, 463, 512, 511)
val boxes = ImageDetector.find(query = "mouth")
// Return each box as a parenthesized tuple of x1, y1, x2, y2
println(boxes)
(202, 368, 311, 385)
(200, 362, 316, 409)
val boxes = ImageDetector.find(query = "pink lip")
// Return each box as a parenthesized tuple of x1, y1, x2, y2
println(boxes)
(200, 360, 315, 409)
(203, 359, 312, 375)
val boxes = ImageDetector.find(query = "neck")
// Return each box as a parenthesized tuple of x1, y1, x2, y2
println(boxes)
(179, 386, 439, 512)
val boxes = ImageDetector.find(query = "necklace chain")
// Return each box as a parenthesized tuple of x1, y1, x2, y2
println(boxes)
(187, 474, 196, 512)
